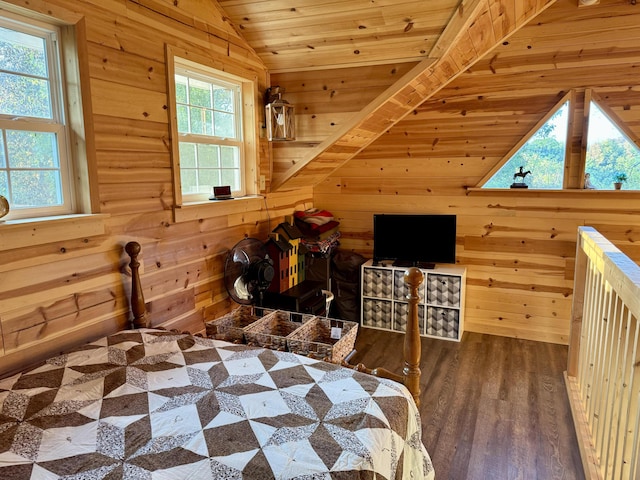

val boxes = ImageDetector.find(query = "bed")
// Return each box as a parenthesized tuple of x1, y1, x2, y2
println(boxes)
(0, 241, 435, 479)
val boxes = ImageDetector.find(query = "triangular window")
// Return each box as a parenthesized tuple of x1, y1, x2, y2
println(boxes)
(481, 99, 569, 189)
(584, 101, 640, 190)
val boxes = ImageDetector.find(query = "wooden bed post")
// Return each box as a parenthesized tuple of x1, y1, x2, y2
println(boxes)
(125, 241, 149, 329)
(404, 267, 423, 408)
(342, 266, 424, 405)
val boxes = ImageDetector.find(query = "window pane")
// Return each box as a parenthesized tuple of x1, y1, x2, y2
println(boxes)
(0, 27, 47, 77)
(0, 72, 51, 118)
(204, 110, 214, 136)
(175, 75, 188, 103)
(11, 169, 62, 207)
(0, 132, 5, 167)
(7, 130, 59, 168)
(0, 171, 7, 196)
(220, 146, 239, 168)
(220, 169, 240, 190)
(214, 87, 233, 113)
(181, 168, 197, 194)
(189, 107, 204, 135)
(198, 168, 218, 190)
(197, 144, 219, 168)
(177, 105, 189, 133)
(179, 143, 196, 168)
(189, 78, 212, 108)
(215, 111, 235, 138)
(585, 102, 640, 190)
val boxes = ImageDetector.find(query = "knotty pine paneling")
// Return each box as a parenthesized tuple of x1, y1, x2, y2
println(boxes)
(270, 63, 418, 175)
(3, 288, 129, 353)
(86, 42, 167, 94)
(312, 0, 640, 343)
(0, 0, 311, 378)
(146, 287, 196, 327)
(218, 0, 457, 72)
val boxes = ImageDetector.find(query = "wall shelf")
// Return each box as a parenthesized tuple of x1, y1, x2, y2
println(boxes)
(466, 187, 640, 197)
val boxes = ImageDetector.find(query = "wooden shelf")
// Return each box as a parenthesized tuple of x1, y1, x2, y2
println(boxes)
(465, 187, 640, 197)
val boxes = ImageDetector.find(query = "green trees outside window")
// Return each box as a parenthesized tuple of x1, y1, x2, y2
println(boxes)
(484, 103, 568, 189)
(174, 67, 243, 198)
(0, 17, 71, 217)
(585, 102, 640, 190)
(483, 98, 640, 191)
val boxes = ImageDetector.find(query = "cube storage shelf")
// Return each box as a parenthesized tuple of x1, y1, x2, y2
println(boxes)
(361, 259, 466, 341)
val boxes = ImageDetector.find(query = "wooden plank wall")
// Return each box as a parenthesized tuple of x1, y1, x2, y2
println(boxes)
(0, 0, 312, 376)
(270, 63, 419, 177)
(276, 0, 640, 345)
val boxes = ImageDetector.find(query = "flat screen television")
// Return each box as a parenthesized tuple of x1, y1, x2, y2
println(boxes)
(373, 214, 456, 268)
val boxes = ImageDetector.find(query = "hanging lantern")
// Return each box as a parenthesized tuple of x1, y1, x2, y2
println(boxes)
(265, 86, 295, 141)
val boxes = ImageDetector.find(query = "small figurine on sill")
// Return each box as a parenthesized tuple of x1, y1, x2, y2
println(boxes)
(584, 172, 596, 190)
(511, 166, 531, 188)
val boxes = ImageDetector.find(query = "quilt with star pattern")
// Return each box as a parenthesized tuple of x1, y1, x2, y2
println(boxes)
(0, 328, 434, 479)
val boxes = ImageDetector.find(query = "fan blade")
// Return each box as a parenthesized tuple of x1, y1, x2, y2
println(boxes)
(233, 276, 251, 301)
(233, 248, 250, 265)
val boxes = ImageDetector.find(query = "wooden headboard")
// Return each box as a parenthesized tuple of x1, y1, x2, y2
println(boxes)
(124, 241, 423, 406)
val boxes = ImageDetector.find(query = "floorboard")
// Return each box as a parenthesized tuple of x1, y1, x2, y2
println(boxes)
(352, 328, 586, 480)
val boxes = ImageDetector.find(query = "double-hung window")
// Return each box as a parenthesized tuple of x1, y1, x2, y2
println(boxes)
(173, 58, 246, 202)
(0, 13, 73, 219)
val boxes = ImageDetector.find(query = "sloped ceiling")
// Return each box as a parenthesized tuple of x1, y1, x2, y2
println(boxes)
(217, 0, 559, 191)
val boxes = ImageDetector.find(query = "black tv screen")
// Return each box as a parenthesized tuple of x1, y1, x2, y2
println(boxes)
(373, 214, 457, 267)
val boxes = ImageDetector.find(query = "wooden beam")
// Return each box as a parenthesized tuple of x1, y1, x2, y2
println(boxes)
(271, 0, 558, 191)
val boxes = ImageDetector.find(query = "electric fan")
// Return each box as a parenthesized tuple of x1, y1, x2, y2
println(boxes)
(224, 238, 275, 305)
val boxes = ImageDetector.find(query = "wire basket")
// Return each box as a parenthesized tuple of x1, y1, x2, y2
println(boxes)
(205, 306, 263, 343)
(287, 316, 358, 363)
(243, 310, 304, 350)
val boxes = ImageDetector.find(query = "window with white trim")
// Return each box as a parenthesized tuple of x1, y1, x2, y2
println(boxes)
(173, 58, 248, 202)
(0, 13, 74, 219)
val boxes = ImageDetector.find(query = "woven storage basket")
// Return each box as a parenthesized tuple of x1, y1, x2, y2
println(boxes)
(287, 316, 358, 363)
(205, 306, 262, 343)
(244, 310, 303, 350)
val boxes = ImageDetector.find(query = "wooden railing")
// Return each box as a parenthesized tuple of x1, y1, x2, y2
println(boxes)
(566, 226, 640, 480)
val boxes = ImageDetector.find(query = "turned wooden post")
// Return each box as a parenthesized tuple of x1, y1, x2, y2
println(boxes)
(125, 241, 149, 329)
(404, 267, 423, 408)
(341, 266, 424, 404)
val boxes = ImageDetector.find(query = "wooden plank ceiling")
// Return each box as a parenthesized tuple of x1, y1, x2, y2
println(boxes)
(217, 0, 559, 191)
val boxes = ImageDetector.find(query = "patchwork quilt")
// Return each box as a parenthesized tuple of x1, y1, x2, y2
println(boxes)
(0, 329, 434, 479)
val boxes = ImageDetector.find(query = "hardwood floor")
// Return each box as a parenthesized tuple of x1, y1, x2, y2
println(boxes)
(352, 328, 585, 480)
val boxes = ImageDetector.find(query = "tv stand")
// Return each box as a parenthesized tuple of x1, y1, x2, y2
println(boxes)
(392, 260, 435, 269)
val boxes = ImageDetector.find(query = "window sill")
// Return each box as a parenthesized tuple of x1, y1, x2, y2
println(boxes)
(173, 195, 264, 223)
(466, 187, 640, 197)
(0, 214, 109, 251)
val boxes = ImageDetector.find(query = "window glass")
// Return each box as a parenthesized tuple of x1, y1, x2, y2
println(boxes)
(174, 61, 244, 200)
(11, 170, 61, 206)
(188, 78, 211, 108)
(214, 111, 234, 137)
(7, 130, 59, 168)
(484, 102, 568, 189)
(198, 144, 219, 168)
(0, 26, 47, 76)
(584, 101, 640, 190)
(0, 16, 72, 218)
